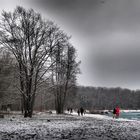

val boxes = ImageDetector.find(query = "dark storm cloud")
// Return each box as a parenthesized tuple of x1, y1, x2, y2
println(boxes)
(94, 50, 140, 81)
(33, 0, 99, 10)
(31, 0, 140, 36)
(90, 34, 140, 88)
(30, 0, 103, 34)
(17, 0, 140, 89)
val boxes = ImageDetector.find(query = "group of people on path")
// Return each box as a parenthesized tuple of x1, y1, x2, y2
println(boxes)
(67, 106, 120, 118)
(113, 106, 120, 118)
(67, 108, 73, 114)
(67, 107, 85, 116)
(77, 107, 85, 116)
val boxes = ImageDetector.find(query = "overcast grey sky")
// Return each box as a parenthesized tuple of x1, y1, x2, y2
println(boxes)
(1, 0, 140, 90)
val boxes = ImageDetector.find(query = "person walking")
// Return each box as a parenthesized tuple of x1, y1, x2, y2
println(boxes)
(80, 107, 84, 116)
(67, 108, 70, 114)
(70, 108, 73, 114)
(113, 108, 116, 118)
(115, 106, 120, 118)
(77, 109, 80, 116)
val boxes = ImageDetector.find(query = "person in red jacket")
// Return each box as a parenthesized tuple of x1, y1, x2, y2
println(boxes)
(115, 106, 120, 118)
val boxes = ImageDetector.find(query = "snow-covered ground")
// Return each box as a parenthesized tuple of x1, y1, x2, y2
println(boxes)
(121, 109, 140, 112)
(0, 112, 140, 140)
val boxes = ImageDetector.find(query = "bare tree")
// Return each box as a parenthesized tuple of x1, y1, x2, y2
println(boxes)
(50, 43, 80, 114)
(0, 6, 65, 117)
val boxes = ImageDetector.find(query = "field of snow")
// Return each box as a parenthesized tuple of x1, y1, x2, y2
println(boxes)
(121, 110, 140, 112)
(0, 112, 140, 140)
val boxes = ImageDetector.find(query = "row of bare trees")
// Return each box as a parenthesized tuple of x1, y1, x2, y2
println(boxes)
(0, 6, 80, 117)
(0, 50, 14, 101)
(75, 86, 140, 110)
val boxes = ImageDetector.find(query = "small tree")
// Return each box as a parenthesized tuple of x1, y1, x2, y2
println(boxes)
(50, 43, 80, 114)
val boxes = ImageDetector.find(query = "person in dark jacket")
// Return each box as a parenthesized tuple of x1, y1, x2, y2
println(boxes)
(77, 109, 80, 116)
(80, 107, 84, 116)
(113, 108, 116, 118)
(70, 108, 73, 114)
(67, 108, 70, 114)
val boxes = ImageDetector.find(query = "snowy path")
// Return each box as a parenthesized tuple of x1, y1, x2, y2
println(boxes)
(0, 113, 140, 140)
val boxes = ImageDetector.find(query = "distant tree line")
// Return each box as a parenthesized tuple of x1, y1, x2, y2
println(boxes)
(72, 86, 140, 110)
(34, 86, 140, 111)
(0, 50, 19, 106)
